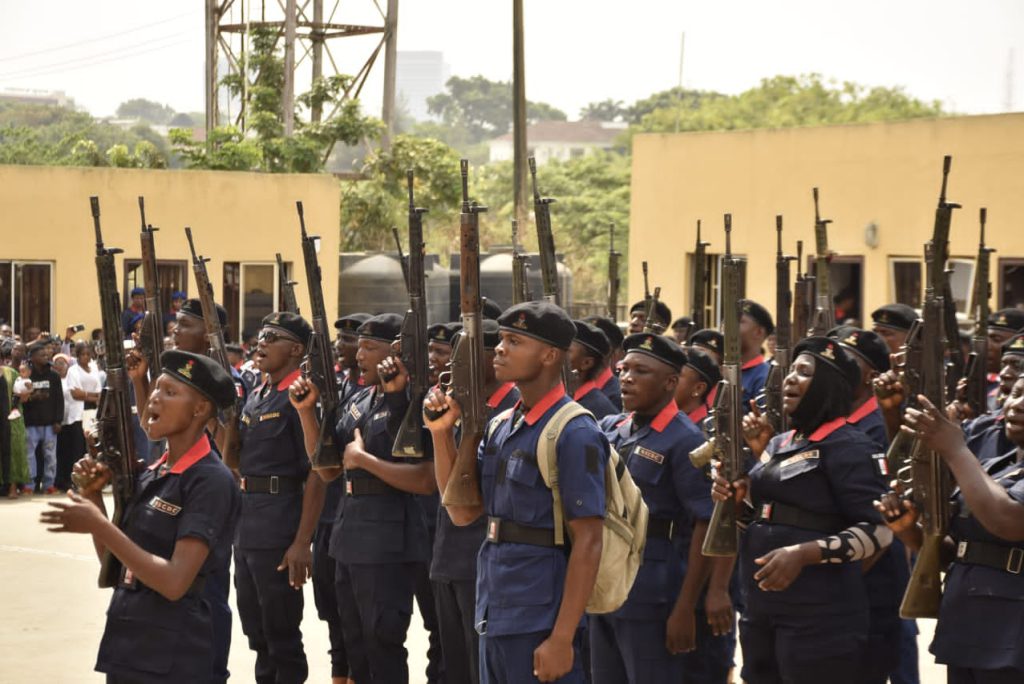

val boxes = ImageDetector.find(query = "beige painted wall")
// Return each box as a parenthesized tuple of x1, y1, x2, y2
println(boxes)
(629, 113, 1024, 323)
(0, 165, 339, 337)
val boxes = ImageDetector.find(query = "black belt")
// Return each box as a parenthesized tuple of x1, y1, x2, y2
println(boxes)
(239, 475, 304, 494)
(120, 566, 206, 597)
(756, 501, 846, 535)
(345, 477, 401, 497)
(647, 517, 675, 540)
(955, 539, 1024, 575)
(485, 517, 556, 547)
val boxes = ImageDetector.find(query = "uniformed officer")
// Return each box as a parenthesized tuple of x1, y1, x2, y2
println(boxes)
(591, 333, 730, 683)
(291, 312, 436, 683)
(689, 329, 724, 366)
(569, 320, 618, 420)
(986, 311, 1024, 409)
(627, 299, 672, 334)
(829, 325, 890, 447)
(880, 376, 1024, 683)
(334, 313, 370, 402)
(737, 300, 773, 411)
(584, 316, 624, 411)
(716, 336, 892, 683)
(870, 303, 918, 355)
(673, 348, 721, 427)
(428, 322, 463, 385)
(424, 300, 608, 683)
(235, 312, 325, 684)
(42, 350, 240, 682)
(429, 318, 520, 684)
(962, 334, 1024, 464)
(671, 317, 694, 345)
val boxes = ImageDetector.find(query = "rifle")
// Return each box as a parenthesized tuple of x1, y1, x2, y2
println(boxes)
(642, 287, 662, 334)
(690, 214, 745, 556)
(898, 157, 957, 619)
(511, 219, 532, 305)
(438, 160, 487, 507)
(607, 223, 621, 321)
(297, 202, 343, 470)
(276, 253, 300, 314)
(763, 215, 795, 435)
(692, 219, 709, 331)
(792, 240, 813, 344)
(808, 188, 835, 336)
(393, 171, 430, 458)
(933, 158, 964, 403)
(137, 197, 164, 377)
(529, 156, 577, 392)
(392, 227, 410, 288)
(185, 227, 242, 470)
(83, 197, 139, 588)
(642, 261, 652, 318)
(964, 208, 994, 416)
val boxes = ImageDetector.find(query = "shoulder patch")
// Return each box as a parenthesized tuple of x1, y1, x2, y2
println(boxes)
(148, 496, 182, 516)
(635, 445, 665, 465)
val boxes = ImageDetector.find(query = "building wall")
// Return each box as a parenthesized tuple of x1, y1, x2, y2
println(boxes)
(0, 165, 340, 338)
(489, 139, 612, 164)
(629, 113, 1024, 325)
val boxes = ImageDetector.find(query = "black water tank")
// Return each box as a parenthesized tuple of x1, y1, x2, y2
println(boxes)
(447, 248, 573, 319)
(338, 252, 452, 324)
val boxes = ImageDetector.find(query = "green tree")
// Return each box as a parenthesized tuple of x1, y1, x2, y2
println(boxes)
(579, 98, 630, 122)
(115, 98, 176, 124)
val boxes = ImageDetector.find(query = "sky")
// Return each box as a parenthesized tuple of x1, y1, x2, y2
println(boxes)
(0, 0, 1022, 120)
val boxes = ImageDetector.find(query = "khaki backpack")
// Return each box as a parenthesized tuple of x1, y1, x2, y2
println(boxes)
(535, 402, 649, 615)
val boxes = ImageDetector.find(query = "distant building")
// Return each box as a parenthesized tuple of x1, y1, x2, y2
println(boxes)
(396, 51, 450, 121)
(488, 120, 625, 164)
(0, 88, 75, 108)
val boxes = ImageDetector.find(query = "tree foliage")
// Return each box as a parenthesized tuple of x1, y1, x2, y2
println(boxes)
(115, 98, 176, 124)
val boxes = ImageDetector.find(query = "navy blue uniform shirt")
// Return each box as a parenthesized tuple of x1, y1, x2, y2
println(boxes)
(964, 410, 1013, 464)
(476, 385, 607, 637)
(741, 356, 771, 413)
(595, 367, 622, 412)
(573, 380, 618, 421)
(847, 396, 888, 451)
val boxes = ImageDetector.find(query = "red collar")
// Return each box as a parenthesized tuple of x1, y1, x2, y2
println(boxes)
(487, 382, 516, 409)
(594, 366, 613, 390)
(742, 354, 765, 371)
(650, 400, 679, 432)
(519, 383, 566, 425)
(705, 383, 718, 407)
(149, 434, 211, 475)
(276, 368, 302, 392)
(988, 372, 999, 383)
(573, 380, 599, 402)
(780, 415, 848, 447)
(847, 396, 879, 424)
(688, 404, 708, 423)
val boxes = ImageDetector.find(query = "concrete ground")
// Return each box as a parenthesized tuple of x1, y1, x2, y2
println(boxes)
(1, 492, 945, 683)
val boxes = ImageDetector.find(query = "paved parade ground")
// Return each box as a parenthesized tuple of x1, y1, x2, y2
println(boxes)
(2, 492, 944, 683)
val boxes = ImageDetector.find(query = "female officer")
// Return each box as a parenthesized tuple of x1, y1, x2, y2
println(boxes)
(879, 375, 1024, 683)
(40, 350, 240, 683)
(712, 336, 892, 684)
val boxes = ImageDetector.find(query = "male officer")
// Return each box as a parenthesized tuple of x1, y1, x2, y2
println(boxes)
(121, 286, 146, 337)
(671, 317, 695, 344)
(737, 300, 773, 411)
(292, 312, 437, 683)
(570, 321, 618, 420)
(870, 303, 918, 355)
(235, 312, 325, 684)
(593, 333, 730, 683)
(428, 322, 462, 385)
(985, 308, 1024, 409)
(584, 316, 623, 411)
(627, 299, 672, 334)
(425, 300, 607, 683)
(334, 313, 370, 401)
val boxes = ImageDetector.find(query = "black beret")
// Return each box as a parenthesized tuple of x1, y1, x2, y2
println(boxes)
(1003, 333, 1024, 357)
(428, 322, 462, 346)
(334, 312, 371, 334)
(989, 308, 1024, 333)
(629, 299, 673, 327)
(27, 341, 49, 355)
(829, 325, 890, 372)
(684, 347, 721, 387)
(793, 336, 860, 391)
(623, 332, 686, 371)
(160, 349, 236, 410)
(573, 320, 611, 358)
(225, 343, 244, 355)
(483, 318, 500, 350)
(671, 317, 694, 331)
(180, 298, 228, 326)
(358, 312, 403, 343)
(262, 311, 312, 345)
(482, 297, 503, 321)
(871, 303, 918, 332)
(740, 300, 775, 335)
(585, 316, 624, 351)
(689, 328, 724, 355)
(498, 301, 575, 350)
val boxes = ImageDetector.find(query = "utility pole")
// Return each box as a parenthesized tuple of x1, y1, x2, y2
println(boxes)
(204, 0, 220, 142)
(283, 0, 297, 135)
(311, 0, 324, 123)
(512, 0, 529, 230)
(381, 0, 399, 149)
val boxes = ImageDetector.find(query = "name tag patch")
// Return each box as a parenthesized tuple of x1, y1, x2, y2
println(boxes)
(259, 411, 281, 422)
(635, 445, 664, 465)
(780, 450, 819, 468)
(149, 496, 181, 516)
(348, 403, 362, 421)
(372, 411, 387, 421)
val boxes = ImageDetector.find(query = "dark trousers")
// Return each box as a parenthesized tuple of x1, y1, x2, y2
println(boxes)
(481, 630, 585, 684)
(589, 613, 682, 684)
(234, 546, 308, 684)
(948, 666, 1024, 683)
(433, 578, 479, 684)
(739, 610, 868, 684)
(312, 524, 348, 678)
(55, 420, 84, 491)
(336, 561, 416, 683)
(680, 608, 735, 684)
(891, 618, 920, 684)
(204, 562, 233, 683)
(415, 562, 443, 684)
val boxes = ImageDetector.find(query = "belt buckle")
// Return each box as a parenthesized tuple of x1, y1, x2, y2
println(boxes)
(270, 476, 279, 495)
(345, 479, 353, 496)
(239, 477, 247, 492)
(760, 503, 773, 520)
(1007, 547, 1023, 574)
(486, 517, 500, 543)
(956, 540, 968, 560)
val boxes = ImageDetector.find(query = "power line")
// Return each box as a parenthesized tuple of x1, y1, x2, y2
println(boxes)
(0, 11, 199, 64)
(0, 38, 192, 83)
(0, 32, 193, 80)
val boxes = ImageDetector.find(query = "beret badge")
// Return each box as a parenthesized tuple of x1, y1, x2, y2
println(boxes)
(179, 359, 195, 380)
(512, 312, 529, 330)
